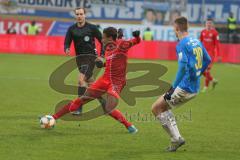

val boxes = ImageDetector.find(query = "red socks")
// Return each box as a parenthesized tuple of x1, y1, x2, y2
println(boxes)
(53, 98, 82, 119)
(109, 109, 132, 128)
(204, 71, 213, 87)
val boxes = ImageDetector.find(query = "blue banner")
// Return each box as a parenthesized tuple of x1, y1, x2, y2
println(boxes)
(187, 0, 240, 24)
(48, 21, 74, 36)
(0, 0, 239, 24)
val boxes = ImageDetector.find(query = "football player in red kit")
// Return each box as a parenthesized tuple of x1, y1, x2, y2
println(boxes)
(200, 18, 219, 92)
(49, 27, 141, 133)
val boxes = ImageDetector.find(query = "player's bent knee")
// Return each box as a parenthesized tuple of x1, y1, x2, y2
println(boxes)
(152, 97, 169, 116)
(78, 79, 87, 86)
(104, 97, 118, 114)
(151, 103, 159, 116)
(104, 104, 117, 114)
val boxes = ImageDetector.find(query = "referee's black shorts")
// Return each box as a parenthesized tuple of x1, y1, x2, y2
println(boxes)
(75, 54, 97, 80)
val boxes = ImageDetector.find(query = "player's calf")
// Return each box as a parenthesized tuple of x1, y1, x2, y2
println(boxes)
(72, 78, 88, 115)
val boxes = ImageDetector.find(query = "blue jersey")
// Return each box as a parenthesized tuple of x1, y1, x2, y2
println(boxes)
(173, 36, 211, 93)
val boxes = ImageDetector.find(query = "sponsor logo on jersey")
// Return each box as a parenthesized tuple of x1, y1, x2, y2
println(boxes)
(204, 38, 213, 42)
(178, 52, 183, 60)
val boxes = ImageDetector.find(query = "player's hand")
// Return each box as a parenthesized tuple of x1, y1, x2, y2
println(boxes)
(65, 48, 70, 56)
(95, 56, 104, 68)
(132, 30, 140, 38)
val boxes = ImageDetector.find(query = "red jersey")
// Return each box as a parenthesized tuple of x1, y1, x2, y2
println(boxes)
(200, 28, 220, 59)
(103, 37, 141, 83)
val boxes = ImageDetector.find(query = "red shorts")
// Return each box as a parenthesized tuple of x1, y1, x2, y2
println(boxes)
(87, 76, 125, 98)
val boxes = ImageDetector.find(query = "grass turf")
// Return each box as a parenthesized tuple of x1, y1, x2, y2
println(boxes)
(0, 53, 239, 160)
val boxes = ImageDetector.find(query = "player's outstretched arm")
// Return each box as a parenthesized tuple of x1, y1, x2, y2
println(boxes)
(64, 27, 72, 55)
(201, 46, 212, 74)
(118, 31, 141, 51)
(131, 30, 141, 45)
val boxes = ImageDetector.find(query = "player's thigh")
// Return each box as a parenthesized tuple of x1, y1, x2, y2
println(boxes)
(166, 87, 196, 109)
(76, 55, 96, 81)
(86, 77, 109, 99)
(107, 82, 126, 99)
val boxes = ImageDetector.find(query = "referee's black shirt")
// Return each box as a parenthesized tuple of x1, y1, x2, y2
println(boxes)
(64, 22, 104, 56)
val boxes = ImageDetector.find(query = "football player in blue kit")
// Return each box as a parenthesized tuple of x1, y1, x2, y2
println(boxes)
(152, 17, 212, 152)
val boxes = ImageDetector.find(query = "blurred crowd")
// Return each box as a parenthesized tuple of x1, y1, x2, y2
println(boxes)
(6, 20, 40, 35)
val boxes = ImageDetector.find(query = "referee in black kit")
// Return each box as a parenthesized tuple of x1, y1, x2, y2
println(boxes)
(64, 7, 105, 115)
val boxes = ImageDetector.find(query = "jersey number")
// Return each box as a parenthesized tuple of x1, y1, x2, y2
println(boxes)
(193, 47, 203, 70)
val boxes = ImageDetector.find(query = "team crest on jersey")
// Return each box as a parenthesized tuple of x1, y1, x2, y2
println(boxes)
(105, 42, 117, 51)
(84, 36, 90, 42)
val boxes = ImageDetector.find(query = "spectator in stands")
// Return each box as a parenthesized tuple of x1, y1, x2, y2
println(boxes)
(169, 10, 181, 25)
(6, 24, 16, 34)
(143, 27, 154, 41)
(227, 12, 237, 43)
(27, 21, 40, 35)
(142, 9, 156, 26)
(155, 11, 164, 25)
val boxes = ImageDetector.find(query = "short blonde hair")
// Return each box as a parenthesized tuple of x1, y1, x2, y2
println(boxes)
(174, 16, 188, 32)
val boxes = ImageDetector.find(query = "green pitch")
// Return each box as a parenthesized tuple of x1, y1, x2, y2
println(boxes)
(0, 53, 239, 160)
